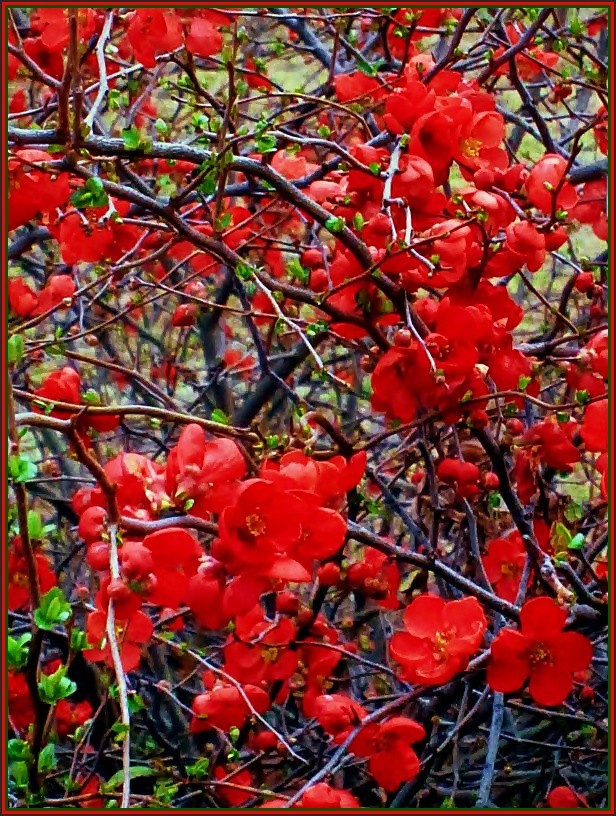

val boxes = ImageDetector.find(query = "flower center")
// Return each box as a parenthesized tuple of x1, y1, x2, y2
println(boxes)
(12, 571, 28, 588)
(245, 514, 266, 537)
(262, 646, 280, 663)
(501, 562, 520, 578)
(462, 136, 482, 158)
(529, 642, 553, 666)
(433, 630, 451, 659)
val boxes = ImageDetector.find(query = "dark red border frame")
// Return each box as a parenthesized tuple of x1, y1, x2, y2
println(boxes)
(2, 2, 613, 813)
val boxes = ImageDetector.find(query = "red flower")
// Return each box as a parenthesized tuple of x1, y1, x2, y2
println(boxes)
(104, 452, 168, 515)
(437, 458, 481, 499)
(580, 399, 607, 453)
(298, 783, 360, 808)
(482, 535, 528, 603)
(191, 683, 269, 734)
(487, 597, 593, 706)
(8, 671, 36, 734)
(391, 594, 487, 685)
(505, 221, 546, 273)
(126, 9, 184, 68)
(34, 366, 81, 414)
(346, 547, 401, 609)
(213, 766, 254, 806)
(185, 15, 223, 57)
(33, 275, 76, 316)
(350, 716, 425, 792)
(54, 699, 93, 740)
(186, 568, 228, 630)
(33, 367, 120, 436)
(218, 480, 303, 569)
(9, 541, 56, 611)
(523, 418, 580, 471)
(547, 785, 588, 808)
(314, 693, 367, 741)
(172, 304, 198, 327)
(165, 423, 246, 517)
(8, 149, 71, 231)
(223, 608, 298, 686)
(525, 154, 578, 214)
(84, 609, 154, 672)
(8, 278, 39, 318)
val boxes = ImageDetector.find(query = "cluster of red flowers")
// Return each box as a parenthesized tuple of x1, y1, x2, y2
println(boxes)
(7, 4, 606, 808)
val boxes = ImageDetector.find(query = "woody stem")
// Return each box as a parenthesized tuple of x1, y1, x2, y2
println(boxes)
(106, 523, 132, 809)
(8, 378, 45, 792)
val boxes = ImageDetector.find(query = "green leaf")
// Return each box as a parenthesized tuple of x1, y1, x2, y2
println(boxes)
(568, 533, 585, 551)
(34, 587, 72, 631)
(286, 257, 310, 284)
(154, 118, 169, 136)
(8, 335, 25, 365)
(211, 409, 230, 425)
(70, 176, 108, 209)
(256, 134, 277, 154)
(121, 125, 141, 150)
(82, 388, 101, 405)
(9, 761, 30, 791)
(38, 743, 57, 774)
(325, 215, 345, 233)
(27, 510, 44, 541)
(8, 633, 31, 670)
(356, 55, 385, 77)
(186, 757, 209, 779)
(8, 453, 37, 483)
(518, 375, 531, 391)
(38, 665, 77, 704)
(103, 766, 157, 791)
(8, 738, 33, 763)
(70, 629, 89, 651)
(564, 501, 584, 523)
(551, 522, 572, 555)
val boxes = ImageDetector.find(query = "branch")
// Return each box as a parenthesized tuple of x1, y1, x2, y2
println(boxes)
(83, 11, 114, 130)
(105, 524, 132, 809)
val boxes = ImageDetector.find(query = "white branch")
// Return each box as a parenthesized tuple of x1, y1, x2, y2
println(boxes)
(105, 523, 132, 809)
(84, 11, 114, 130)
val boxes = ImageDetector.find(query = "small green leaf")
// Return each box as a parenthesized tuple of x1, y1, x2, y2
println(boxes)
(518, 375, 532, 391)
(27, 510, 44, 541)
(8, 634, 31, 670)
(8, 454, 37, 483)
(211, 409, 230, 425)
(256, 134, 277, 154)
(154, 118, 169, 136)
(70, 176, 108, 209)
(8, 335, 25, 365)
(38, 744, 57, 774)
(121, 125, 141, 150)
(552, 522, 572, 555)
(8, 738, 33, 763)
(34, 587, 72, 631)
(70, 629, 89, 651)
(38, 665, 77, 704)
(325, 215, 345, 233)
(186, 758, 209, 779)
(103, 766, 157, 791)
(568, 533, 585, 550)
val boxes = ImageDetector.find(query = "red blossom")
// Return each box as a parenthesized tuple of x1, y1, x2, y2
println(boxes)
(487, 597, 593, 706)
(391, 595, 486, 685)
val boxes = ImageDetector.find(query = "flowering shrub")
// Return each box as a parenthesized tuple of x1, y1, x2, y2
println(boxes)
(6, 5, 608, 810)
